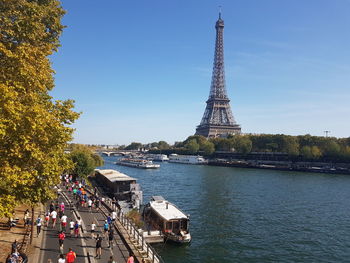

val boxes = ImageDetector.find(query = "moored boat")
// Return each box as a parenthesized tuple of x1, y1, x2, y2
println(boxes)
(116, 158, 160, 169)
(168, 154, 207, 164)
(143, 196, 191, 244)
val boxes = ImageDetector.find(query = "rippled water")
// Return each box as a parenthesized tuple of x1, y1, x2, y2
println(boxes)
(100, 157, 350, 263)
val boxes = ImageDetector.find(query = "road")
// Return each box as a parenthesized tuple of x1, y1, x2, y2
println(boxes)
(39, 187, 130, 263)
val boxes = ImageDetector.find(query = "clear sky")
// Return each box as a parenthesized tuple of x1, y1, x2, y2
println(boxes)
(51, 0, 350, 145)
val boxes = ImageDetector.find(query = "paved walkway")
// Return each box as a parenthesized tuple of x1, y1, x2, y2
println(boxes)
(39, 187, 129, 263)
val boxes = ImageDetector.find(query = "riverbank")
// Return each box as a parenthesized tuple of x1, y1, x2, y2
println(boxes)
(208, 159, 350, 175)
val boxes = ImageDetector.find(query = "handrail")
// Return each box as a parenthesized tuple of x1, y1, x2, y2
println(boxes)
(84, 185, 164, 263)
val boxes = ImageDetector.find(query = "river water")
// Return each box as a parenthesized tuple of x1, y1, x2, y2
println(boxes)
(99, 156, 350, 262)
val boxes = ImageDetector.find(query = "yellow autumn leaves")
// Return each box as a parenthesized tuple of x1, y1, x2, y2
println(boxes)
(0, 0, 79, 217)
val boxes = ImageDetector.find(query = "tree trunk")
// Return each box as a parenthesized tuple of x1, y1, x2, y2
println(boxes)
(30, 206, 34, 244)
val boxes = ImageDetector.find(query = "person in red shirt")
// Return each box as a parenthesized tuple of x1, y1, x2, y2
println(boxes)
(66, 248, 76, 263)
(58, 231, 65, 254)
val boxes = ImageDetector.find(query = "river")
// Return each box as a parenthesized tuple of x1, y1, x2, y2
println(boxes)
(99, 156, 350, 262)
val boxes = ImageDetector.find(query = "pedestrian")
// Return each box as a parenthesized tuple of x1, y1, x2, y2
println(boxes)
(11, 240, 18, 253)
(58, 254, 66, 263)
(36, 215, 43, 236)
(51, 209, 57, 228)
(91, 221, 96, 239)
(66, 248, 76, 263)
(58, 231, 65, 254)
(45, 210, 50, 227)
(49, 202, 55, 213)
(108, 256, 116, 263)
(23, 209, 29, 225)
(126, 253, 134, 263)
(95, 235, 103, 259)
(69, 219, 75, 236)
(77, 216, 83, 232)
(74, 221, 79, 238)
(88, 199, 93, 212)
(111, 210, 117, 222)
(107, 214, 112, 225)
(61, 213, 68, 232)
(60, 202, 65, 213)
(103, 220, 109, 236)
(108, 228, 114, 248)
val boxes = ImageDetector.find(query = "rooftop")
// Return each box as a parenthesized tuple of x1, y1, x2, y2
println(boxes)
(95, 169, 136, 182)
(150, 198, 188, 221)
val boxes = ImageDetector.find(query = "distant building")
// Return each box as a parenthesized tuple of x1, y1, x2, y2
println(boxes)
(195, 13, 241, 138)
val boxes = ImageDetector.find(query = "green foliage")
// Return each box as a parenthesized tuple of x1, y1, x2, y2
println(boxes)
(126, 209, 144, 228)
(232, 135, 252, 154)
(125, 142, 143, 150)
(185, 139, 200, 154)
(0, 0, 79, 217)
(200, 140, 215, 155)
(69, 144, 103, 178)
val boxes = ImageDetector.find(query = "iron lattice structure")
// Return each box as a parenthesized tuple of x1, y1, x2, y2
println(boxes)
(195, 13, 241, 138)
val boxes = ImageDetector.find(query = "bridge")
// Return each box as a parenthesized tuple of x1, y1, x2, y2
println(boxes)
(96, 150, 142, 157)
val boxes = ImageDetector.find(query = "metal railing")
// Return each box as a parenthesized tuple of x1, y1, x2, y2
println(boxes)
(85, 186, 164, 263)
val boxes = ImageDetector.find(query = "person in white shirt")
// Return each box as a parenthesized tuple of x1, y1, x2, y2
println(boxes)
(111, 211, 117, 222)
(88, 199, 93, 212)
(36, 216, 42, 236)
(91, 221, 96, 239)
(61, 214, 68, 231)
(50, 210, 57, 228)
(69, 219, 75, 236)
(58, 253, 65, 263)
(77, 217, 83, 232)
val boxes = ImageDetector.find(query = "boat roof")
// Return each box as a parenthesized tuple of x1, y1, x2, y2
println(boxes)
(150, 199, 188, 221)
(151, 196, 165, 201)
(95, 169, 136, 182)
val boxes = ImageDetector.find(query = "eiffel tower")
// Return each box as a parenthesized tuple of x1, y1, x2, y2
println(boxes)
(195, 12, 241, 138)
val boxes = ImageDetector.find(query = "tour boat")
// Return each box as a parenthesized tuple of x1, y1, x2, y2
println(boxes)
(116, 158, 160, 169)
(143, 196, 191, 244)
(148, 154, 169, 162)
(168, 154, 207, 164)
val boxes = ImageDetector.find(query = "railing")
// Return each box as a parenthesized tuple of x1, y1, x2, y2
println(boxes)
(85, 186, 164, 263)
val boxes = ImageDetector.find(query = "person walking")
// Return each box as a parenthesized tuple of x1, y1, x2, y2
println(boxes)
(61, 213, 68, 232)
(108, 228, 114, 248)
(66, 248, 76, 263)
(58, 254, 66, 263)
(51, 209, 57, 228)
(103, 220, 109, 237)
(58, 231, 65, 254)
(23, 209, 29, 225)
(44, 211, 50, 227)
(91, 221, 96, 239)
(74, 221, 80, 238)
(69, 219, 75, 237)
(36, 215, 43, 236)
(126, 253, 134, 263)
(88, 198, 93, 213)
(108, 256, 116, 263)
(95, 235, 103, 259)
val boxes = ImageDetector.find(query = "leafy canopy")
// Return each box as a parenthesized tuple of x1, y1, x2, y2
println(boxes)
(0, 0, 79, 217)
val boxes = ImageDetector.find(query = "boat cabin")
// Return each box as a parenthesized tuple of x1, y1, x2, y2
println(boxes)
(146, 196, 191, 243)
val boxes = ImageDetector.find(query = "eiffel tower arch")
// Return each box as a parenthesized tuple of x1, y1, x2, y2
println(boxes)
(195, 13, 241, 138)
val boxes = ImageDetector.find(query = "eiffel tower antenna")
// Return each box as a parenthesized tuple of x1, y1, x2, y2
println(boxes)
(195, 13, 241, 138)
(219, 6, 222, 19)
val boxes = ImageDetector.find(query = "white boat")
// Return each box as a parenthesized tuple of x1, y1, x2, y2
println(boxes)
(168, 154, 207, 164)
(143, 196, 191, 244)
(116, 158, 160, 169)
(148, 154, 169, 162)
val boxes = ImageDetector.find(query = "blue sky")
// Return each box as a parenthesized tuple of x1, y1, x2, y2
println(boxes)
(51, 0, 350, 145)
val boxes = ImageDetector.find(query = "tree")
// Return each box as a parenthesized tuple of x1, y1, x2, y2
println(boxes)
(185, 139, 200, 154)
(200, 141, 215, 155)
(69, 144, 103, 178)
(233, 136, 252, 154)
(0, 0, 79, 221)
(125, 142, 143, 150)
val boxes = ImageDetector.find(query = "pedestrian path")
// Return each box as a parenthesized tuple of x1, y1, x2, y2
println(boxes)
(39, 185, 130, 263)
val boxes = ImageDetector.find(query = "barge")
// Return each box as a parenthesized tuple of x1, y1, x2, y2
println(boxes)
(143, 196, 191, 244)
(169, 154, 207, 164)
